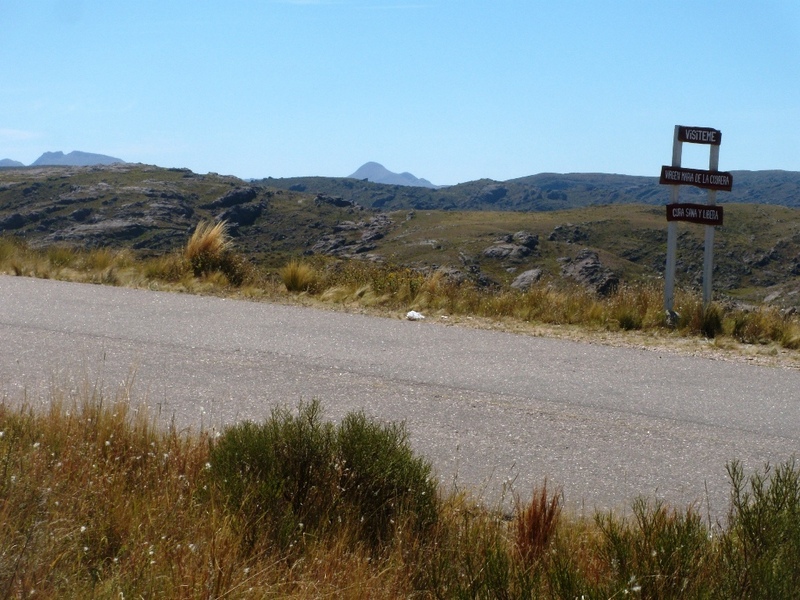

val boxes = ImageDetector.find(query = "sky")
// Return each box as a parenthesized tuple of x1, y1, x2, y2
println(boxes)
(1, 1, 799, 185)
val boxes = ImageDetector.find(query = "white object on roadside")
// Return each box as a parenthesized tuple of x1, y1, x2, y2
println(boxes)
(406, 310, 425, 321)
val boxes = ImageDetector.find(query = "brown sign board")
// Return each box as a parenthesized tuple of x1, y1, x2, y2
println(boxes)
(678, 126, 722, 145)
(666, 203, 723, 226)
(659, 165, 733, 192)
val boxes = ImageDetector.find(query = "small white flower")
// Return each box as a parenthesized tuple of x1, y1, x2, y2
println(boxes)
(80, 526, 87, 533)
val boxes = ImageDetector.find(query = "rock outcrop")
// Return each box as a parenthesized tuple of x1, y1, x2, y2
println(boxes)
(511, 268, 543, 291)
(561, 249, 619, 296)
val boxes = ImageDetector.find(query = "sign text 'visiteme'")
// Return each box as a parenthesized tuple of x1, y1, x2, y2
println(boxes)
(678, 126, 722, 145)
(666, 203, 724, 226)
(659, 165, 733, 192)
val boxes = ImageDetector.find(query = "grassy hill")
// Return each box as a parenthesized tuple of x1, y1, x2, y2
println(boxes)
(1, 164, 799, 307)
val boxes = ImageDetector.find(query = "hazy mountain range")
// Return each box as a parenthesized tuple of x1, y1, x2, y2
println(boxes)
(261, 167, 800, 211)
(0, 151, 124, 167)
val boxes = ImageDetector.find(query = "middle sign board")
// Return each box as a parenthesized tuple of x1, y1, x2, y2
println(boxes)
(659, 165, 733, 192)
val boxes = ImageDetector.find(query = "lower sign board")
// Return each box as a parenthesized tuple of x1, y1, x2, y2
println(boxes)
(666, 203, 723, 226)
(659, 165, 733, 192)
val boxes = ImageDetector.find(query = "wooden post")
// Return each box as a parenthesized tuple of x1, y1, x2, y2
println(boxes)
(664, 126, 682, 314)
(702, 144, 720, 307)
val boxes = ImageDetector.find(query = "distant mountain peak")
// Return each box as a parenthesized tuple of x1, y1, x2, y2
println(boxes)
(349, 162, 437, 188)
(0, 158, 24, 168)
(31, 150, 125, 167)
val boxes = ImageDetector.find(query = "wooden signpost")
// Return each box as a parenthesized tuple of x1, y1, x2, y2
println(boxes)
(659, 125, 732, 315)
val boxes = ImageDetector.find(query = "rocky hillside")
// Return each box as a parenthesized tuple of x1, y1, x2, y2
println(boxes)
(1, 164, 799, 307)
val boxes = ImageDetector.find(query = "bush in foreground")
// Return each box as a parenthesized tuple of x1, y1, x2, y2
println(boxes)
(3, 389, 800, 597)
(207, 400, 438, 553)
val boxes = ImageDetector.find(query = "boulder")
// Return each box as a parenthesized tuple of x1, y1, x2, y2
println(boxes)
(513, 231, 539, 249)
(315, 194, 356, 208)
(561, 249, 619, 296)
(482, 243, 531, 262)
(511, 268, 543, 291)
(548, 223, 588, 244)
(202, 186, 259, 209)
(217, 202, 264, 228)
(0, 213, 26, 230)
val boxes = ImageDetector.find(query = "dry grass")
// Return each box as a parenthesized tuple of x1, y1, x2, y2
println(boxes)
(280, 259, 319, 293)
(185, 220, 231, 276)
(1, 235, 799, 358)
(3, 385, 800, 597)
(515, 480, 562, 564)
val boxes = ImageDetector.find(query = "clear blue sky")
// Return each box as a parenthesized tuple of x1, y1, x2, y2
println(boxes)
(1, 1, 798, 185)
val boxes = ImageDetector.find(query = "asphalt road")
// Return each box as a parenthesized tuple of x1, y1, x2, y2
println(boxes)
(1, 275, 799, 519)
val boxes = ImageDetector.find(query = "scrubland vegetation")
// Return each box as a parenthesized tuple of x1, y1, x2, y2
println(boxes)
(2, 387, 800, 598)
(2, 223, 800, 596)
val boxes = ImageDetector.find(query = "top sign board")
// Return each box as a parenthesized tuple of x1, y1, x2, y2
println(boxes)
(678, 126, 721, 145)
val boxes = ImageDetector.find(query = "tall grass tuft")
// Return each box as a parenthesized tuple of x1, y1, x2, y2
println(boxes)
(185, 220, 230, 273)
(143, 252, 189, 282)
(184, 220, 249, 285)
(514, 480, 562, 564)
(682, 301, 724, 338)
(280, 259, 318, 293)
(732, 307, 800, 350)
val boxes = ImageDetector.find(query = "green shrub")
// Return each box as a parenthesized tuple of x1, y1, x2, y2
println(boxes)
(337, 411, 438, 546)
(593, 498, 712, 599)
(719, 460, 800, 598)
(208, 401, 439, 553)
(208, 400, 337, 552)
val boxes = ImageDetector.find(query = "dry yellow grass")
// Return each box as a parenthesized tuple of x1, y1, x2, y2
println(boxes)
(185, 220, 231, 276)
(280, 259, 318, 292)
(2, 383, 800, 597)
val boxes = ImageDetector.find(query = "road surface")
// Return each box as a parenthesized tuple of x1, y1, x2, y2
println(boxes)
(1, 275, 799, 519)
